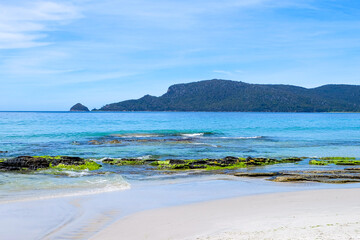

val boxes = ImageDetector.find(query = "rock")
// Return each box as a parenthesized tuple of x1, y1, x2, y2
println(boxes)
(106, 140, 122, 144)
(102, 158, 146, 166)
(345, 168, 360, 172)
(232, 168, 360, 184)
(271, 174, 360, 184)
(51, 156, 85, 166)
(88, 140, 102, 145)
(188, 164, 207, 169)
(102, 158, 114, 163)
(271, 175, 307, 182)
(70, 103, 90, 112)
(192, 160, 208, 165)
(0, 156, 50, 171)
(223, 156, 238, 164)
(0, 156, 88, 171)
(169, 159, 186, 164)
(234, 172, 281, 177)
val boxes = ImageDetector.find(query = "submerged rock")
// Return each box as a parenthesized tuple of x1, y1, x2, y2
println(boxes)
(88, 140, 102, 145)
(107, 140, 122, 144)
(70, 103, 90, 112)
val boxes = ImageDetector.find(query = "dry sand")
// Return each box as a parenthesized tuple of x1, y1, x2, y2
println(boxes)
(91, 188, 360, 240)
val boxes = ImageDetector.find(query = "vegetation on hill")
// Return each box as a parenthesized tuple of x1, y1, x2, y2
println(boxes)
(95, 79, 360, 112)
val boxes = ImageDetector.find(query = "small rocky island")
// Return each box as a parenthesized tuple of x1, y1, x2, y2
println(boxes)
(70, 103, 90, 112)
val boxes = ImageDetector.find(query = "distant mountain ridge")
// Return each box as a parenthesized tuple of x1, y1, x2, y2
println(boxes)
(94, 79, 360, 112)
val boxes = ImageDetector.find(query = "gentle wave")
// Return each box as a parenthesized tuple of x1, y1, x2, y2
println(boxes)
(181, 133, 205, 137)
(136, 155, 155, 160)
(110, 132, 214, 138)
(191, 143, 219, 147)
(213, 136, 264, 140)
(111, 133, 161, 138)
(0, 174, 131, 204)
(0, 183, 131, 204)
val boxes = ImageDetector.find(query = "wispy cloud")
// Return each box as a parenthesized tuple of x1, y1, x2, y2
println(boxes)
(0, 1, 81, 49)
(1, 0, 360, 110)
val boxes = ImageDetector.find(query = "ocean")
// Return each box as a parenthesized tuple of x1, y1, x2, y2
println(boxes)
(2, 111, 360, 158)
(1, 111, 360, 239)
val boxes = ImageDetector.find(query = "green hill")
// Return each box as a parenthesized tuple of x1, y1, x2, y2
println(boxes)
(95, 79, 360, 112)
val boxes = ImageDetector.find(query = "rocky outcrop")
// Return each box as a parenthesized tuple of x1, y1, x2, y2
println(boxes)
(0, 156, 50, 171)
(0, 156, 98, 171)
(70, 103, 90, 112)
(101, 156, 303, 170)
(233, 168, 360, 184)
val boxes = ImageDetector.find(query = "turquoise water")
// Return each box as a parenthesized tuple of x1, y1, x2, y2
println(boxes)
(1, 111, 360, 158)
(1, 112, 360, 239)
(1, 111, 360, 202)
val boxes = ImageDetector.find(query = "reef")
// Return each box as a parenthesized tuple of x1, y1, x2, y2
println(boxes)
(2, 155, 360, 184)
(309, 157, 360, 166)
(102, 156, 303, 170)
(0, 156, 101, 172)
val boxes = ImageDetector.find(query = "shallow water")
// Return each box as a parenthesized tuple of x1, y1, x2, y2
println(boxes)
(1, 111, 360, 158)
(1, 112, 360, 201)
(1, 112, 360, 239)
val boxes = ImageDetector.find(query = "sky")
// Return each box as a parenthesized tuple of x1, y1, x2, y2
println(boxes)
(0, 0, 360, 111)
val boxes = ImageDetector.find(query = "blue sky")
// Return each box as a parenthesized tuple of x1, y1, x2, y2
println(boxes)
(0, 0, 360, 110)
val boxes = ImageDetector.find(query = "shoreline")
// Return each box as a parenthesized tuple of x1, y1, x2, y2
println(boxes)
(91, 188, 360, 240)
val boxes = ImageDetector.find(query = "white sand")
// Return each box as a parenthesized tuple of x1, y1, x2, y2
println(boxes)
(91, 188, 360, 240)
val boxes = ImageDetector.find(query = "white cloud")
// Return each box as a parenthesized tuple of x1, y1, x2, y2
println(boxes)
(213, 70, 245, 76)
(0, 1, 81, 49)
(84, 0, 275, 28)
(213, 70, 233, 76)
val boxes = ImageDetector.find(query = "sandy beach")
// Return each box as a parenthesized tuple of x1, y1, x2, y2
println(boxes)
(91, 188, 360, 240)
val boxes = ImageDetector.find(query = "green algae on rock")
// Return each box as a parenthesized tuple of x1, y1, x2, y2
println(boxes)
(49, 161, 101, 171)
(319, 157, 356, 160)
(0, 156, 101, 172)
(102, 158, 150, 166)
(102, 156, 303, 170)
(310, 158, 360, 166)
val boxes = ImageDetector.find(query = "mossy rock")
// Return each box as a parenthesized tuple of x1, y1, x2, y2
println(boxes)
(310, 158, 360, 166)
(319, 157, 356, 160)
(233, 168, 360, 184)
(142, 156, 303, 171)
(102, 158, 151, 166)
(0, 156, 101, 172)
(50, 161, 101, 171)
